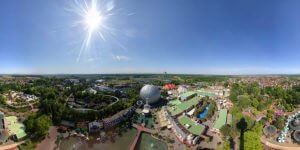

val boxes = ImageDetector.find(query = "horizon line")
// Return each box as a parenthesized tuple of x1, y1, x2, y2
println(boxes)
(1, 73, 300, 76)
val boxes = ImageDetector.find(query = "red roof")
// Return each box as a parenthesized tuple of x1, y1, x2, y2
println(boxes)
(163, 84, 176, 90)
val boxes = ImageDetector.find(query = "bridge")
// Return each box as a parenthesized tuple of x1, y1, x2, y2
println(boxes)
(129, 124, 156, 150)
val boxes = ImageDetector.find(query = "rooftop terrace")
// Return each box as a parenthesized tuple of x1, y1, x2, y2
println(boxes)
(6, 116, 26, 139)
(197, 91, 216, 98)
(180, 91, 196, 98)
(213, 109, 227, 130)
(178, 116, 205, 136)
(167, 96, 202, 116)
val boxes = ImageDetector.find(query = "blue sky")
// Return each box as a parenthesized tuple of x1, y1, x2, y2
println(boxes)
(1, 0, 300, 74)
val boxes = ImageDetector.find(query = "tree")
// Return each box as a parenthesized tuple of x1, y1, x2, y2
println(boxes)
(161, 90, 168, 98)
(222, 141, 231, 150)
(257, 103, 266, 111)
(20, 140, 36, 150)
(251, 98, 259, 108)
(0, 95, 6, 104)
(252, 108, 259, 116)
(25, 118, 35, 133)
(244, 116, 255, 130)
(250, 123, 263, 136)
(243, 131, 263, 150)
(220, 124, 238, 138)
(35, 115, 52, 137)
(25, 113, 37, 133)
(224, 81, 229, 88)
(274, 116, 284, 130)
(238, 95, 251, 109)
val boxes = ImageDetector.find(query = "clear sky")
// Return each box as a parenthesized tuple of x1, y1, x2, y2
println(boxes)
(1, 0, 300, 74)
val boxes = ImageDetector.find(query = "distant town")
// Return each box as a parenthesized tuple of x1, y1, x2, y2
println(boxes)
(0, 74, 299, 150)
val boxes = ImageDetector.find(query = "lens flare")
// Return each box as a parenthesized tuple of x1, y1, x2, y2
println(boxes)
(68, 0, 130, 62)
(85, 7, 103, 31)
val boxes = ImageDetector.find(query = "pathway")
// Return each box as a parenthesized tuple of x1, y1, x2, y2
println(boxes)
(0, 141, 25, 150)
(129, 124, 156, 150)
(261, 136, 300, 150)
(35, 126, 59, 150)
(263, 140, 300, 150)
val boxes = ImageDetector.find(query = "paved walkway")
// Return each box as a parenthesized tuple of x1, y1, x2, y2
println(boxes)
(36, 126, 59, 150)
(132, 124, 155, 134)
(0, 141, 25, 150)
(261, 137, 300, 150)
(129, 124, 156, 150)
(263, 140, 300, 150)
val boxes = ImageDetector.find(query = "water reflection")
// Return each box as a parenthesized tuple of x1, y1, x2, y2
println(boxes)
(59, 129, 168, 150)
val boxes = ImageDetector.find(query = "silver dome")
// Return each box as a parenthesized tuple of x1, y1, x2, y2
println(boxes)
(140, 84, 161, 104)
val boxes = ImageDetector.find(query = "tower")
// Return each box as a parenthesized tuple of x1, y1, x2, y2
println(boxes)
(142, 98, 151, 116)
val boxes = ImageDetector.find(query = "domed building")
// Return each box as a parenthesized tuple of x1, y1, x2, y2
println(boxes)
(140, 84, 161, 104)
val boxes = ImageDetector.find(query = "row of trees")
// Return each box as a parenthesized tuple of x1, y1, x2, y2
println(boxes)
(220, 81, 300, 150)
(1, 76, 143, 150)
(180, 75, 229, 84)
(229, 83, 273, 111)
(25, 113, 52, 138)
(0, 77, 141, 123)
(220, 117, 263, 150)
(230, 82, 298, 112)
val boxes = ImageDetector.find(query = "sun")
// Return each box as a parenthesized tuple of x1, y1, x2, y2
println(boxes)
(70, 0, 125, 62)
(85, 7, 103, 31)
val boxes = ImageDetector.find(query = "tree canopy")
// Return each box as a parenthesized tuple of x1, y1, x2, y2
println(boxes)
(243, 131, 263, 150)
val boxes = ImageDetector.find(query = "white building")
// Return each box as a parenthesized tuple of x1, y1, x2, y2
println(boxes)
(177, 86, 188, 94)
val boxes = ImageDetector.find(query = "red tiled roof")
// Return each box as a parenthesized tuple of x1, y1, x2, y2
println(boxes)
(163, 84, 176, 89)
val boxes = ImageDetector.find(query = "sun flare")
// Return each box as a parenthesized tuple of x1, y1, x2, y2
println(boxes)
(85, 7, 103, 31)
(70, 0, 127, 62)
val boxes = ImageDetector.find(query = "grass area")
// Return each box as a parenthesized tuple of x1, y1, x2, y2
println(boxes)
(178, 116, 205, 136)
(6, 116, 27, 139)
(167, 96, 202, 116)
(213, 109, 228, 130)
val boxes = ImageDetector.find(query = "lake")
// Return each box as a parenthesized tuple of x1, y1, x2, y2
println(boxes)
(59, 129, 168, 150)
